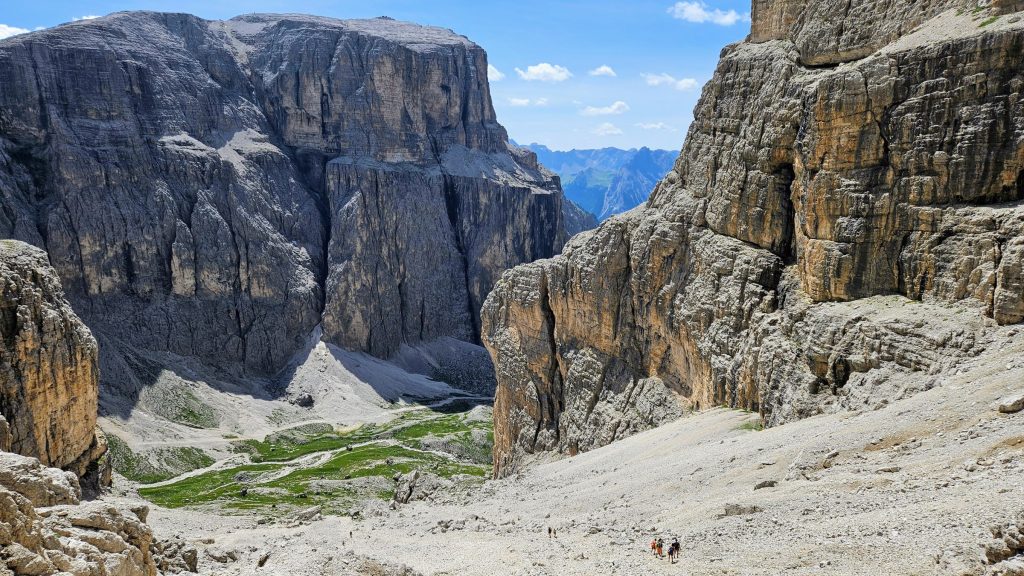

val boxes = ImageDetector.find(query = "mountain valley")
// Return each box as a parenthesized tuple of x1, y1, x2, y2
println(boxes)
(1, 1, 1023, 575)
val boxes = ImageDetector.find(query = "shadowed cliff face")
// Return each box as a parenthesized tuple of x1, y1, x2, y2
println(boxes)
(0, 13, 585, 401)
(483, 0, 1024, 476)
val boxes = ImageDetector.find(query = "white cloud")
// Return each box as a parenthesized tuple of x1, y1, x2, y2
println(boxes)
(487, 64, 505, 82)
(642, 73, 699, 91)
(581, 101, 630, 116)
(73, 15, 101, 21)
(592, 122, 623, 136)
(507, 97, 548, 107)
(667, 2, 750, 26)
(636, 122, 678, 131)
(0, 24, 30, 40)
(515, 63, 572, 82)
(589, 65, 617, 77)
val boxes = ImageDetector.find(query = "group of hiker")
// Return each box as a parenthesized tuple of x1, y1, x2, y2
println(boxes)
(650, 537, 681, 563)
(544, 526, 682, 564)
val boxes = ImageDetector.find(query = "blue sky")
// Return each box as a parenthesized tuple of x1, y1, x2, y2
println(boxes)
(0, 1, 752, 151)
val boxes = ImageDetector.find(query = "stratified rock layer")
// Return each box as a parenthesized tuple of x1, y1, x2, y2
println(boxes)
(0, 240, 104, 478)
(0, 451, 158, 576)
(483, 0, 1024, 475)
(0, 13, 581, 387)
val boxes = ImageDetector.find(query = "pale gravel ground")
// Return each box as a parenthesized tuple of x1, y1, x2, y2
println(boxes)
(132, 326, 1024, 575)
(99, 330, 468, 459)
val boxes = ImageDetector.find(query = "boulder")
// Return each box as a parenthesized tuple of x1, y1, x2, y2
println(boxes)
(997, 393, 1024, 414)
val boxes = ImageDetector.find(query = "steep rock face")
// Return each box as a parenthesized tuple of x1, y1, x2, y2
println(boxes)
(0, 13, 580, 384)
(0, 241, 104, 479)
(483, 0, 1024, 475)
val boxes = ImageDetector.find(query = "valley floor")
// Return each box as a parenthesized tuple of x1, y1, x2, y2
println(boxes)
(125, 327, 1023, 575)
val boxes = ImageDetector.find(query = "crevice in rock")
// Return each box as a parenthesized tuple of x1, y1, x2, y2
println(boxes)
(441, 175, 479, 343)
(829, 357, 850, 389)
(1000, 169, 1024, 204)
(539, 270, 564, 447)
(773, 163, 797, 264)
(796, 58, 841, 70)
(989, 237, 1005, 319)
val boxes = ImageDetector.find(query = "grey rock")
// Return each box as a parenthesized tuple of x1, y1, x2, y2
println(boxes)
(997, 393, 1024, 414)
(205, 546, 239, 563)
(0, 451, 80, 507)
(292, 506, 322, 522)
(292, 393, 315, 408)
(0, 12, 588, 406)
(0, 454, 159, 576)
(393, 470, 451, 504)
(718, 504, 763, 518)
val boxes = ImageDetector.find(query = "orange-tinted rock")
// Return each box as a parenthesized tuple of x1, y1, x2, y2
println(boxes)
(0, 240, 104, 480)
(484, 1, 1024, 476)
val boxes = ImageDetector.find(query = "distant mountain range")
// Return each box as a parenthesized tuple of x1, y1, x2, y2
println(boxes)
(523, 144, 677, 220)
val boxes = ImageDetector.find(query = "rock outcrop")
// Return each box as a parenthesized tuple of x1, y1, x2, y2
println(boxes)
(984, 512, 1024, 575)
(0, 241, 105, 480)
(483, 0, 1024, 475)
(0, 451, 157, 576)
(0, 13, 585, 390)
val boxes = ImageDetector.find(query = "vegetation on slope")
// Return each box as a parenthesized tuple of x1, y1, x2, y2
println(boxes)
(107, 435, 215, 484)
(137, 405, 493, 516)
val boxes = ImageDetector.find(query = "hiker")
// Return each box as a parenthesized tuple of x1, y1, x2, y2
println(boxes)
(650, 539, 657, 556)
(671, 538, 680, 563)
(656, 538, 664, 558)
(548, 527, 552, 538)
(553, 528, 557, 538)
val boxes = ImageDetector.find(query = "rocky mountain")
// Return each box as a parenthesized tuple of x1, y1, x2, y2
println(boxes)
(524, 144, 676, 220)
(483, 0, 1024, 476)
(0, 240, 106, 485)
(0, 12, 590, 412)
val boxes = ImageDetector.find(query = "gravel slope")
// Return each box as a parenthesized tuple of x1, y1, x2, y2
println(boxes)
(137, 326, 1024, 575)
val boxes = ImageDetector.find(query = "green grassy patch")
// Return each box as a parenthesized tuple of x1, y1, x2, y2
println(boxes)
(107, 435, 214, 484)
(736, 420, 765, 432)
(390, 413, 485, 441)
(980, 15, 999, 27)
(150, 386, 218, 429)
(139, 462, 281, 507)
(140, 443, 487, 514)
(138, 403, 492, 515)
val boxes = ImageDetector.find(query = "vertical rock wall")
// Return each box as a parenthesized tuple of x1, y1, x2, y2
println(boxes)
(0, 240, 104, 478)
(483, 0, 1024, 476)
(0, 13, 586, 393)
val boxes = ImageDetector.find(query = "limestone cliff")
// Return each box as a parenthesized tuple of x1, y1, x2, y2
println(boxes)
(0, 13, 585, 387)
(0, 240, 105, 480)
(483, 0, 1024, 476)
